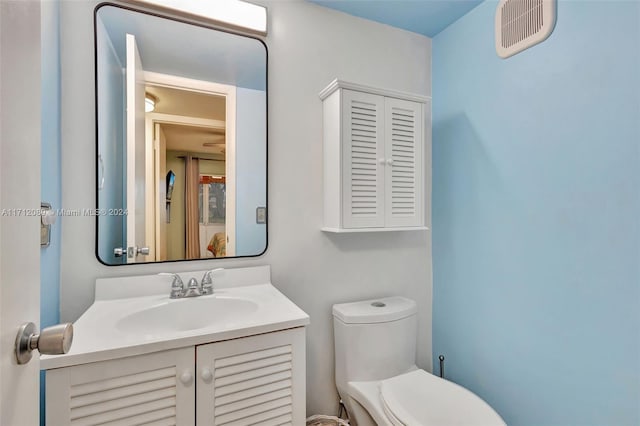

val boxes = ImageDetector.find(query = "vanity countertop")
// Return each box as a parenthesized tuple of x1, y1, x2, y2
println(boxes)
(41, 266, 309, 370)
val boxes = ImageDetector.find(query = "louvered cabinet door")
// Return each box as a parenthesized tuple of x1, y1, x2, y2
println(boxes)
(46, 348, 195, 426)
(341, 90, 385, 228)
(384, 97, 423, 227)
(196, 328, 306, 426)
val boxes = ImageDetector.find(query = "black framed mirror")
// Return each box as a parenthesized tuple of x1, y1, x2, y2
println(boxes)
(95, 3, 267, 265)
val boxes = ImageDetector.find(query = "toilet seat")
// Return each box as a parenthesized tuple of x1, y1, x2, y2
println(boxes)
(379, 370, 506, 426)
(348, 380, 392, 426)
(348, 369, 505, 426)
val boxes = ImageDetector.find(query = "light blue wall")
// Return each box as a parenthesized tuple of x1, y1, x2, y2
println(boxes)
(235, 88, 267, 256)
(41, 0, 61, 329)
(309, 0, 483, 37)
(96, 17, 126, 265)
(41, 1, 61, 423)
(432, 1, 640, 425)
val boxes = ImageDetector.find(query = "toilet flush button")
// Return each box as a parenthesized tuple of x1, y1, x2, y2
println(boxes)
(371, 302, 386, 308)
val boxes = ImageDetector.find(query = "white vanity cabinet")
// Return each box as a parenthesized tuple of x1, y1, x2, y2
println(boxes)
(320, 79, 430, 232)
(46, 328, 306, 426)
(46, 347, 195, 425)
(196, 328, 306, 425)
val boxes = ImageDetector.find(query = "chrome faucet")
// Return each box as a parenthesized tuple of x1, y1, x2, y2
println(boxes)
(201, 268, 224, 295)
(160, 269, 223, 299)
(159, 273, 185, 299)
(183, 278, 202, 298)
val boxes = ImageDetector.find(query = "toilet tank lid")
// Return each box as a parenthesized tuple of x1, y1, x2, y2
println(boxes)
(332, 296, 417, 324)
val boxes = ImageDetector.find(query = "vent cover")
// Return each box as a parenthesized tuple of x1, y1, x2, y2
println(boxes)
(495, 0, 556, 58)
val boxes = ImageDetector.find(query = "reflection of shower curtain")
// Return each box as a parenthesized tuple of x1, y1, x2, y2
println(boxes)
(185, 156, 200, 259)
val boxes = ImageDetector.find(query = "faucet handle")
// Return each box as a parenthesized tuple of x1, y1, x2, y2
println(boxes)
(159, 273, 184, 298)
(184, 278, 201, 297)
(201, 268, 224, 295)
(187, 277, 200, 290)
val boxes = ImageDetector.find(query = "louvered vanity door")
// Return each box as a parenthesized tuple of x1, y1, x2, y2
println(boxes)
(196, 328, 306, 426)
(341, 90, 386, 228)
(384, 97, 423, 227)
(46, 347, 195, 426)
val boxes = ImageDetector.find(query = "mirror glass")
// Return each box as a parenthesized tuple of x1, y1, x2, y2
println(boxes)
(95, 5, 267, 265)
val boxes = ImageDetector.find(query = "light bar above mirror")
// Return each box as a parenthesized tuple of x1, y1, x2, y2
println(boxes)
(135, 0, 268, 34)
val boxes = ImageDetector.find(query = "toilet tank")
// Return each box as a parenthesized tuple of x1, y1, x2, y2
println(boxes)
(333, 296, 417, 398)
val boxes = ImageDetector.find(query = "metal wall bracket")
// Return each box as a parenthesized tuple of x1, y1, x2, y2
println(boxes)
(40, 202, 56, 247)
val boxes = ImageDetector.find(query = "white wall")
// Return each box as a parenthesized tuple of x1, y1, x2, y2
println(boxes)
(59, 0, 432, 415)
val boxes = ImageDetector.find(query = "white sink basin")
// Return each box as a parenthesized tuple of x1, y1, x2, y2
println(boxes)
(115, 296, 259, 335)
(40, 266, 310, 370)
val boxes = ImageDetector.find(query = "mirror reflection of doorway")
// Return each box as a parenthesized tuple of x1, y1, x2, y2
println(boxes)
(144, 77, 236, 261)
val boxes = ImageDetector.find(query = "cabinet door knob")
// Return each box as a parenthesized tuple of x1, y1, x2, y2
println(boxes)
(378, 158, 386, 165)
(201, 368, 213, 383)
(180, 370, 193, 385)
(386, 159, 394, 166)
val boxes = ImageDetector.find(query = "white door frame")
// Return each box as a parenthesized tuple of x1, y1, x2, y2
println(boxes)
(125, 33, 146, 263)
(144, 71, 237, 257)
(151, 121, 163, 261)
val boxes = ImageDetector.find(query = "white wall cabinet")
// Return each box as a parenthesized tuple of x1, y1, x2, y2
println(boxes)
(320, 80, 430, 232)
(46, 328, 306, 426)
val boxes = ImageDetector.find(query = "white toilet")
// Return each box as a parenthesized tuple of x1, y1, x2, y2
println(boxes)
(333, 296, 506, 426)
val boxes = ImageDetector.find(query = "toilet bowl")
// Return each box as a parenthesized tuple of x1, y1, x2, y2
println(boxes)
(333, 297, 505, 426)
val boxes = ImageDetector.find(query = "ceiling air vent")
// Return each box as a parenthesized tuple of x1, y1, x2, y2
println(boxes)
(495, 0, 556, 58)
